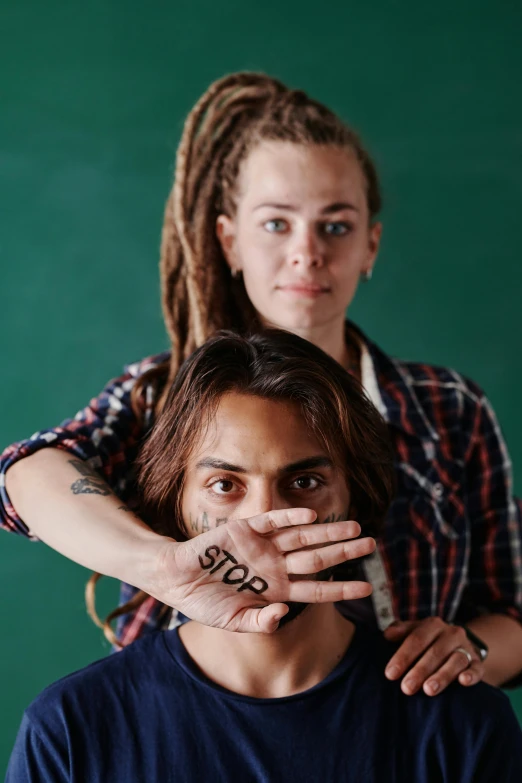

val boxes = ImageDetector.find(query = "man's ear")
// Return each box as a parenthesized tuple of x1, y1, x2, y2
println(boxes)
(216, 214, 240, 273)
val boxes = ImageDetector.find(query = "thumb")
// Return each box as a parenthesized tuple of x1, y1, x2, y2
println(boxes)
(238, 603, 290, 634)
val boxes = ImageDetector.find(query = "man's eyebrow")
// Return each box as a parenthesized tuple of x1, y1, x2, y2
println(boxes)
(195, 458, 247, 473)
(253, 202, 359, 214)
(282, 456, 334, 473)
(194, 456, 334, 473)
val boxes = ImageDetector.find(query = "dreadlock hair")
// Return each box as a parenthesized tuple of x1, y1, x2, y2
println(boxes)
(131, 71, 382, 416)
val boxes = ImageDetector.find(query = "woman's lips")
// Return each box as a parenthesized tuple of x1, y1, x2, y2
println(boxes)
(277, 283, 330, 297)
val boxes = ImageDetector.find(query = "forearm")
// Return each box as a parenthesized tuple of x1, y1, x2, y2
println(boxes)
(5, 448, 170, 591)
(467, 613, 522, 687)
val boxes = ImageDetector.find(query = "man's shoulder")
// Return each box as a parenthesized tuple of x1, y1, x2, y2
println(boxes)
(25, 632, 169, 728)
(354, 629, 522, 779)
(403, 672, 522, 760)
(414, 676, 516, 723)
(355, 628, 519, 736)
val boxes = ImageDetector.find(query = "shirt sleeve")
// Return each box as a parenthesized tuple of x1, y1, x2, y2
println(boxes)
(464, 392, 522, 625)
(0, 354, 167, 538)
(5, 713, 69, 783)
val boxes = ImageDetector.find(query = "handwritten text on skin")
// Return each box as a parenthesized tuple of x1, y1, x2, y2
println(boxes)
(198, 546, 269, 594)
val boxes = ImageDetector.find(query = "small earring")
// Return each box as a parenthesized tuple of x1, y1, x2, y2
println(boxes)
(231, 268, 242, 280)
(360, 269, 373, 283)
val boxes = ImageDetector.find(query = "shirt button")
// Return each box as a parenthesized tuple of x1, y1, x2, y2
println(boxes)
(433, 483, 444, 498)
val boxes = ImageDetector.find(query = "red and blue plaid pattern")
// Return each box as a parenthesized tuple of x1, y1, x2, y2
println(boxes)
(2, 328, 521, 648)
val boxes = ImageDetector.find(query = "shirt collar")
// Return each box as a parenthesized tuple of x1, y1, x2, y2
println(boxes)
(349, 321, 440, 443)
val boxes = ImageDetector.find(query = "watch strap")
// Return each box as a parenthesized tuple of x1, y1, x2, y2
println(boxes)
(462, 625, 489, 662)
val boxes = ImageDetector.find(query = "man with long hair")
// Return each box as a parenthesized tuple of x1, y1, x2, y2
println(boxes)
(7, 332, 522, 782)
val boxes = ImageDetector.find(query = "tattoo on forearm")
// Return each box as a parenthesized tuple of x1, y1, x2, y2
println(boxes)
(198, 545, 269, 595)
(68, 459, 110, 496)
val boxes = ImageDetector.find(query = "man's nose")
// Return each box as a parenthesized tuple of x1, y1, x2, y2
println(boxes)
(288, 228, 325, 269)
(245, 487, 292, 518)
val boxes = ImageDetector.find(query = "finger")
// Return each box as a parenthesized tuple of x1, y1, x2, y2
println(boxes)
(285, 537, 376, 574)
(273, 520, 361, 553)
(246, 508, 317, 535)
(423, 654, 484, 696)
(287, 579, 373, 603)
(394, 625, 469, 695)
(385, 618, 446, 681)
(458, 661, 484, 687)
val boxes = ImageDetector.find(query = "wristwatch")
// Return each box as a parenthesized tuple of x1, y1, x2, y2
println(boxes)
(462, 625, 489, 662)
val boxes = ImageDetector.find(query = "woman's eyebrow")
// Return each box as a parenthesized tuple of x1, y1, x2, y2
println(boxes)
(253, 202, 359, 213)
(321, 202, 359, 214)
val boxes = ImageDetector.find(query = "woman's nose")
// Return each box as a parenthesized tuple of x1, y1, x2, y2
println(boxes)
(289, 229, 325, 269)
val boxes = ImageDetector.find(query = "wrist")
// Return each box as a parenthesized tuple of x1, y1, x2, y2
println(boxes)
(132, 529, 179, 601)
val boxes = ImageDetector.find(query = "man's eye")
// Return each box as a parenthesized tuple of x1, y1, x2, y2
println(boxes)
(290, 476, 321, 491)
(210, 480, 236, 495)
(323, 222, 352, 236)
(264, 219, 288, 233)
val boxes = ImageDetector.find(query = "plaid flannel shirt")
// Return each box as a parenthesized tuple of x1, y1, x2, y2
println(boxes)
(2, 324, 521, 648)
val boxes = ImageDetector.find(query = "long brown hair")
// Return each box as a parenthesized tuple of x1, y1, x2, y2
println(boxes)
(138, 330, 394, 540)
(88, 331, 394, 645)
(131, 72, 382, 416)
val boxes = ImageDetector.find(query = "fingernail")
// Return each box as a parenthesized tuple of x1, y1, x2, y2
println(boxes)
(386, 666, 400, 679)
(461, 673, 472, 685)
(402, 679, 415, 694)
(427, 680, 439, 693)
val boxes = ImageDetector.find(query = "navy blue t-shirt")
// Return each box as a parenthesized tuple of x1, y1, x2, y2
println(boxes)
(6, 626, 522, 782)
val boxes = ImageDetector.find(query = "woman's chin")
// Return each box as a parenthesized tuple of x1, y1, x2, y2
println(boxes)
(261, 308, 342, 334)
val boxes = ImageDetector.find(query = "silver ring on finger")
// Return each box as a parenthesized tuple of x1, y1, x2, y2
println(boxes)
(454, 646, 473, 668)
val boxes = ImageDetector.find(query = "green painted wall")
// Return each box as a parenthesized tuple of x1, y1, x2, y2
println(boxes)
(1, 0, 521, 771)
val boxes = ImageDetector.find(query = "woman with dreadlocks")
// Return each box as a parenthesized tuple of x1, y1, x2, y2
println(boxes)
(2, 73, 522, 697)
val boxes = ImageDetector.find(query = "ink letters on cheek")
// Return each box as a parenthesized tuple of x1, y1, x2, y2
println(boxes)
(198, 546, 269, 595)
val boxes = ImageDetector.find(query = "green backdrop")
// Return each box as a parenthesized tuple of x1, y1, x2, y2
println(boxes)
(1, 0, 521, 771)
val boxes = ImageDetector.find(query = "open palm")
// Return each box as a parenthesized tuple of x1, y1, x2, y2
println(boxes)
(151, 508, 375, 633)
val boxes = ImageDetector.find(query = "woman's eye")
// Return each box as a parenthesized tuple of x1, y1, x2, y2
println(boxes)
(290, 475, 321, 491)
(264, 218, 288, 233)
(323, 222, 352, 236)
(210, 479, 236, 495)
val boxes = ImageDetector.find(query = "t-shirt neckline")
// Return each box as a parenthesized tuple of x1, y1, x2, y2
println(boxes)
(161, 623, 371, 705)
